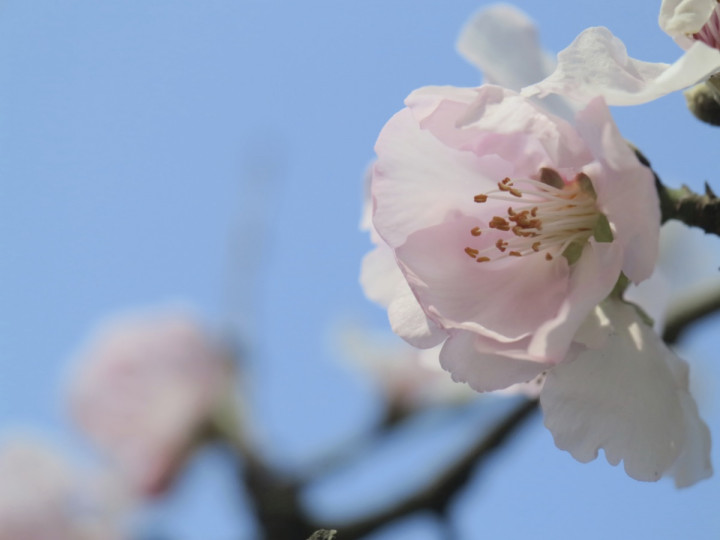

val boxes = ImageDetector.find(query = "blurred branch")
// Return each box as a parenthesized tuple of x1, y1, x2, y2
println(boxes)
(663, 283, 720, 344)
(222, 398, 538, 539)
(332, 399, 539, 540)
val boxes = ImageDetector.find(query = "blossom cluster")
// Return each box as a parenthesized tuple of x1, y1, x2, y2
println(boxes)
(361, 2, 715, 487)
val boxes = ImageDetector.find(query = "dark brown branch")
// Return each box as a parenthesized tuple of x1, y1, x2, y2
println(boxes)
(331, 399, 539, 540)
(663, 283, 720, 344)
(633, 146, 720, 234)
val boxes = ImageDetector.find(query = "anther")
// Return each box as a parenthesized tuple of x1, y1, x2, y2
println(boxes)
(465, 247, 479, 258)
(532, 242, 541, 252)
(489, 217, 511, 231)
(470, 227, 482, 236)
(496, 239, 508, 252)
(474, 194, 488, 203)
(545, 253, 553, 261)
(476, 256, 490, 263)
(509, 251, 522, 257)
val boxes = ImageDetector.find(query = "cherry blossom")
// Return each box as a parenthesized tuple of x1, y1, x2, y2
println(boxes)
(67, 309, 232, 497)
(369, 84, 658, 380)
(0, 437, 127, 540)
(524, 2, 720, 105)
(336, 324, 475, 410)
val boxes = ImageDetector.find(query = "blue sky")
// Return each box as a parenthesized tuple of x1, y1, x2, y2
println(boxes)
(1, 1, 720, 538)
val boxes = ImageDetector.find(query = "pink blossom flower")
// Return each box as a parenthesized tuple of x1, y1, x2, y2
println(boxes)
(0, 437, 127, 540)
(524, 2, 720, 105)
(336, 324, 476, 410)
(68, 309, 232, 497)
(369, 84, 658, 380)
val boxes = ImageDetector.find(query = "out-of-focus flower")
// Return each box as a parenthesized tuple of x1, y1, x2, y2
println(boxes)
(367, 84, 658, 390)
(456, 4, 555, 91)
(524, 2, 720, 106)
(336, 324, 476, 411)
(0, 436, 127, 540)
(68, 309, 233, 497)
(541, 299, 712, 487)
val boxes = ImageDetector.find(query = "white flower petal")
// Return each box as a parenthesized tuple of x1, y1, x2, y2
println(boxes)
(440, 329, 550, 392)
(541, 300, 712, 486)
(523, 27, 720, 106)
(456, 4, 555, 91)
(660, 0, 717, 36)
(360, 244, 405, 308)
(388, 282, 446, 349)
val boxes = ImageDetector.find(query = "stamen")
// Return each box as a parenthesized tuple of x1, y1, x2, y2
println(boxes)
(489, 217, 510, 231)
(463, 169, 603, 265)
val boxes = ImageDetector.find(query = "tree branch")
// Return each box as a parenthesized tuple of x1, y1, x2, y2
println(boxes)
(663, 283, 720, 344)
(634, 146, 720, 234)
(331, 399, 539, 539)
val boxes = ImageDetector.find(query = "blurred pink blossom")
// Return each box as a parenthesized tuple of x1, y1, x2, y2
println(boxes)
(0, 437, 127, 540)
(336, 324, 476, 411)
(68, 309, 232, 497)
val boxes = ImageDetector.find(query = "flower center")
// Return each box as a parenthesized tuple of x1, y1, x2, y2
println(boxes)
(692, 3, 720, 49)
(464, 168, 609, 264)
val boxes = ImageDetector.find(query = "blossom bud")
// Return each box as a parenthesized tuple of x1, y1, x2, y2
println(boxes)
(684, 76, 720, 126)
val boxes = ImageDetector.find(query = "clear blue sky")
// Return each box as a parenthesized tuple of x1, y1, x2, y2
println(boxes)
(1, 1, 719, 538)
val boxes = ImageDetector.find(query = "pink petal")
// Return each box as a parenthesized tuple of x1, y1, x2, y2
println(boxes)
(396, 214, 570, 343)
(409, 85, 591, 173)
(530, 242, 623, 362)
(572, 98, 660, 283)
(387, 282, 447, 349)
(440, 329, 551, 392)
(372, 106, 509, 248)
